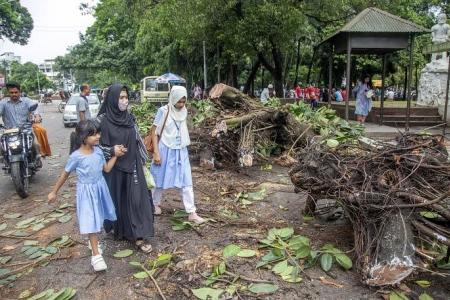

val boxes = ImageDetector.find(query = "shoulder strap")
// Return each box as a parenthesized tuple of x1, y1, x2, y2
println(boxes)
(159, 107, 170, 137)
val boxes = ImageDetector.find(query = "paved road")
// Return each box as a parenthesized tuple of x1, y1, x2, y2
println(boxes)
(0, 101, 73, 202)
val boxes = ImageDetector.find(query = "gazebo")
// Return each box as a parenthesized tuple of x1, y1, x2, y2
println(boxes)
(319, 7, 429, 130)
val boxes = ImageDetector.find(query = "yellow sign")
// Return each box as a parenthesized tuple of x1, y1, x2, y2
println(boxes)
(372, 79, 382, 88)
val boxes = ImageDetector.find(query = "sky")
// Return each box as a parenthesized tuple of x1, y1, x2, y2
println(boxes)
(0, 0, 96, 64)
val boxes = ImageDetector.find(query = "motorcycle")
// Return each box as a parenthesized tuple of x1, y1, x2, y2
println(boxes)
(58, 100, 67, 113)
(0, 104, 42, 198)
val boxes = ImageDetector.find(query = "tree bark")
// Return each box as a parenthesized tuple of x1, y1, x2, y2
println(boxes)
(243, 58, 261, 94)
(306, 47, 317, 85)
(294, 39, 301, 85)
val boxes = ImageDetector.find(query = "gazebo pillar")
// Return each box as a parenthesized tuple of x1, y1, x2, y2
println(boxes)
(406, 34, 414, 131)
(328, 46, 333, 107)
(379, 54, 387, 125)
(345, 34, 351, 121)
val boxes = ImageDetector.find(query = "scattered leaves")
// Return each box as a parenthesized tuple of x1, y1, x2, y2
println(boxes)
(113, 249, 133, 258)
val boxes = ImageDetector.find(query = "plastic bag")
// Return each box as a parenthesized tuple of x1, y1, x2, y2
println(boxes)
(143, 165, 155, 190)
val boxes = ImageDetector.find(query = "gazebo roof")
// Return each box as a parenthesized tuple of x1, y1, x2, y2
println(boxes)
(321, 7, 429, 47)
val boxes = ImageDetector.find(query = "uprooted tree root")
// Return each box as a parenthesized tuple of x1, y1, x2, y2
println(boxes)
(289, 133, 450, 286)
(189, 84, 315, 168)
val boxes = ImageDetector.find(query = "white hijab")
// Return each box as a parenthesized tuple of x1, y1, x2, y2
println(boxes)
(158, 86, 191, 149)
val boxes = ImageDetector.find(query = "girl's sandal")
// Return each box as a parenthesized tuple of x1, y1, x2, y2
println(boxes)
(135, 240, 153, 253)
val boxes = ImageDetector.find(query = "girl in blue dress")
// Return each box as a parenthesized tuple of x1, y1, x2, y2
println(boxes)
(48, 120, 125, 272)
(150, 86, 205, 224)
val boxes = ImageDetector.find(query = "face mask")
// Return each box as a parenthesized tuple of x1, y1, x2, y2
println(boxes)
(118, 100, 128, 111)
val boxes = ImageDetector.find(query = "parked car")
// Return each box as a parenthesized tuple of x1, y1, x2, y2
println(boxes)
(62, 94, 101, 127)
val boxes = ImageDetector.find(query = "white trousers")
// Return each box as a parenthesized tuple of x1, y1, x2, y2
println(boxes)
(152, 186, 196, 213)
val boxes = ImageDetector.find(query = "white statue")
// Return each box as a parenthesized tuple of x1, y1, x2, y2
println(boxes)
(431, 13, 450, 61)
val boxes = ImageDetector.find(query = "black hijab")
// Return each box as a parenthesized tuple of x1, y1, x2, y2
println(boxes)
(102, 84, 134, 127)
(100, 83, 137, 173)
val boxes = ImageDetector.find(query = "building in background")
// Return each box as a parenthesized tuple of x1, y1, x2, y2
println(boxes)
(38, 59, 58, 81)
(0, 52, 22, 75)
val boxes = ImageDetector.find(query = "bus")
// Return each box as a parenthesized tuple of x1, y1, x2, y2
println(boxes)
(140, 76, 170, 104)
(140, 73, 187, 104)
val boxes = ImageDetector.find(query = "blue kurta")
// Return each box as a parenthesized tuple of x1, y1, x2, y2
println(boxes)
(151, 107, 193, 189)
(65, 146, 117, 234)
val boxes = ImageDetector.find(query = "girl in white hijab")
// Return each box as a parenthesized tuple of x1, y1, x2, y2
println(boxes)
(150, 86, 205, 224)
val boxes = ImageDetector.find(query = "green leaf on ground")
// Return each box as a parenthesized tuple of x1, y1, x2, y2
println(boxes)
(223, 244, 241, 258)
(27, 288, 54, 300)
(58, 215, 72, 223)
(272, 260, 289, 275)
(24, 240, 39, 246)
(420, 211, 439, 219)
(32, 223, 45, 232)
(113, 249, 133, 258)
(247, 189, 267, 201)
(3, 213, 22, 219)
(415, 280, 431, 288)
(335, 253, 352, 270)
(0, 268, 11, 276)
(129, 261, 141, 267)
(237, 249, 256, 258)
(45, 246, 58, 254)
(0, 223, 7, 231)
(0, 256, 12, 264)
(389, 291, 409, 300)
(153, 253, 172, 267)
(191, 287, 224, 300)
(419, 293, 433, 300)
(12, 231, 29, 237)
(29, 250, 46, 259)
(320, 253, 333, 272)
(59, 203, 74, 209)
(15, 217, 37, 228)
(295, 245, 311, 259)
(248, 283, 278, 294)
(133, 271, 149, 279)
(18, 289, 32, 299)
(274, 227, 294, 239)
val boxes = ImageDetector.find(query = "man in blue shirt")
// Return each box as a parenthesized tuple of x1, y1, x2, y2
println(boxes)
(0, 82, 49, 158)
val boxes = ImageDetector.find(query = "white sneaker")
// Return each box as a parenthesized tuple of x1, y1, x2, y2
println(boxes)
(88, 240, 103, 255)
(154, 205, 162, 215)
(91, 255, 107, 272)
(188, 212, 206, 224)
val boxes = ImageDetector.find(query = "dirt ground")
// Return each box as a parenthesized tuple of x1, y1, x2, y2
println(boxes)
(0, 102, 449, 300)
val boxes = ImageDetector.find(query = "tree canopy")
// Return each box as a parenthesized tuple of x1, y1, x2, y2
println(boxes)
(56, 0, 447, 95)
(0, 0, 33, 45)
(9, 62, 54, 93)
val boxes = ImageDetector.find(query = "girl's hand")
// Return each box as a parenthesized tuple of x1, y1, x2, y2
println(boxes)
(153, 152, 161, 165)
(48, 192, 57, 203)
(114, 145, 127, 157)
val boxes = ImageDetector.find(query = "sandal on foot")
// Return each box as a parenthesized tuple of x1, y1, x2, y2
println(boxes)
(188, 212, 206, 224)
(136, 240, 153, 253)
(91, 255, 107, 272)
(154, 205, 162, 215)
(88, 240, 103, 255)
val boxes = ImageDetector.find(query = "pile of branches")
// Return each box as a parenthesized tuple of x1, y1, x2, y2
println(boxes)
(289, 133, 450, 286)
(189, 84, 314, 168)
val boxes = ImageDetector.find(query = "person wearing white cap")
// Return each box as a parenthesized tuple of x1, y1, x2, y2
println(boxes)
(260, 84, 276, 103)
(150, 86, 205, 224)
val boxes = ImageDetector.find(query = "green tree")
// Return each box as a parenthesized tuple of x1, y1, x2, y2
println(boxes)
(9, 62, 54, 93)
(0, 0, 33, 45)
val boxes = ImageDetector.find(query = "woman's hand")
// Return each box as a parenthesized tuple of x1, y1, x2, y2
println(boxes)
(114, 145, 127, 157)
(48, 191, 57, 203)
(153, 152, 161, 165)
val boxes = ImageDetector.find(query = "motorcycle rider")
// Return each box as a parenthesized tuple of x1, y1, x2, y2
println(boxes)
(0, 82, 47, 162)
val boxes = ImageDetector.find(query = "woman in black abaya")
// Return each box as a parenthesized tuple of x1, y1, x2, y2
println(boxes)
(100, 84, 154, 252)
